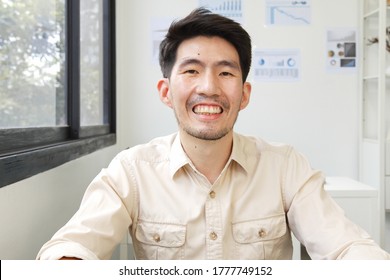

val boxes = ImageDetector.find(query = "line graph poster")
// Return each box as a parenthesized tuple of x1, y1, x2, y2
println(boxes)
(265, 0, 311, 26)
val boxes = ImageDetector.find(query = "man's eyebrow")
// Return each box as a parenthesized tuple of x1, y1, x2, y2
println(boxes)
(177, 58, 240, 70)
(215, 60, 240, 70)
(177, 58, 205, 68)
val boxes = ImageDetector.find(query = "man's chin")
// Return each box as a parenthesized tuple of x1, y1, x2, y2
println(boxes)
(184, 128, 231, 141)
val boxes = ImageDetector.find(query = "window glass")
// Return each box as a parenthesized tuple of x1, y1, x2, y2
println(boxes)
(0, 0, 115, 188)
(80, 0, 104, 126)
(0, 0, 66, 128)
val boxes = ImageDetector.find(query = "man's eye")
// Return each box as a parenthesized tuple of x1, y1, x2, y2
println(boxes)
(220, 71, 233, 76)
(185, 69, 198, 74)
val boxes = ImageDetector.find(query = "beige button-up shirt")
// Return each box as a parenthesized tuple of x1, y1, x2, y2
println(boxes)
(37, 133, 390, 260)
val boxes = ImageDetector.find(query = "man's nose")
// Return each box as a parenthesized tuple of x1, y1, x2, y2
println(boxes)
(197, 72, 220, 96)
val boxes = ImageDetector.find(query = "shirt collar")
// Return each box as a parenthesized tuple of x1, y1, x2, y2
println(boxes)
(169, 133, 192, 178)
(230, 132, 251, 174)
(169, 132, 251, 179)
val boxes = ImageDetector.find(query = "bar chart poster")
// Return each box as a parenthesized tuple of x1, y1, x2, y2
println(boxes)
(265, 0, 311, 26)
(199, 0, 243, 23)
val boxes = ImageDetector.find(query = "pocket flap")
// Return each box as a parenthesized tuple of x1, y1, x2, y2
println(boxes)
(135, 220, 186, 247)
(232, 214, 287, 243)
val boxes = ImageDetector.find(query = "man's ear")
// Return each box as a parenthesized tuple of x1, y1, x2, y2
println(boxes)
(157, 78, 172, 108)
(239, 81, 251, 110)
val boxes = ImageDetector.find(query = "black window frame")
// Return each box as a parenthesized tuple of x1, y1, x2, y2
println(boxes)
(0, 0, 116, 188)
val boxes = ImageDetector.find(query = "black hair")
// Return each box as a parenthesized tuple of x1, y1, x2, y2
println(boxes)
(159, 8, 252, 82)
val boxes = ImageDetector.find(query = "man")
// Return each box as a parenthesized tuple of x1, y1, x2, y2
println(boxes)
(37, 8, 390, 260)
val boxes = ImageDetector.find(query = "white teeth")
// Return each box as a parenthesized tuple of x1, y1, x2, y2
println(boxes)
(194, 105, 222, 115)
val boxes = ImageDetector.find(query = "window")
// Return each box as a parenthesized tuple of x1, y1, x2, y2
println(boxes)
(0, 0, 116, 188)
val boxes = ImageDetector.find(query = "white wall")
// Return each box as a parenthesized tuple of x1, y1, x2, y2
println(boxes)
(0, 0, 365, 259)
(241, 0, 359, 178)
(123, 0, 360, 178)
(0, 147, 119, 259)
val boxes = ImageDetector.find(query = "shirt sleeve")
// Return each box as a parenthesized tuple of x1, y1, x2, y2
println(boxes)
(37, 152, 136, 260)
(283, 147, 390, 260)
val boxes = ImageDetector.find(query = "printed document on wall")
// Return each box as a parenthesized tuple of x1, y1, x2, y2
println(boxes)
(253, 49, 300, 82)
(265, 0, 311, 26)
(150, 17, 174, 65)
(198, 0, 244, 23)
(326, 28, 357, 73)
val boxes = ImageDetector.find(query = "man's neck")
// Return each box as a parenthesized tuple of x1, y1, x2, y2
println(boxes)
(180, 131, 234, 184)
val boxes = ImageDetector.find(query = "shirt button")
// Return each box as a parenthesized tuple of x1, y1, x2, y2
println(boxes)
(258, 229, 267, 238)
(209, 191, 216, 199)
(153, 233, 161, 243)
(209, 231, 218, 240)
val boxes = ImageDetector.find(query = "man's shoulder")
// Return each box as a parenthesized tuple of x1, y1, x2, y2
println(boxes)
(116, 133, 178, 163)
(235, 132, 293, 157)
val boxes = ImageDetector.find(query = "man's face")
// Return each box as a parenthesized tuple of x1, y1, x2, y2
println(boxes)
(158, 36, 251, 141)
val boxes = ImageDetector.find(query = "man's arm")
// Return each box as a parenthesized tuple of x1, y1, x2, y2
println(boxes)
(283, 148, 390, 259)
(37, 153, 135, 260)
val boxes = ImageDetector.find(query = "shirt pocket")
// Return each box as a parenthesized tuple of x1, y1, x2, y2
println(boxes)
(232, 214, 287, 259)
(134, 220, 186, 260)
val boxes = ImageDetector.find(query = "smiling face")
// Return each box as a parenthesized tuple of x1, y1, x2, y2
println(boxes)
(158, 36, 251, 141)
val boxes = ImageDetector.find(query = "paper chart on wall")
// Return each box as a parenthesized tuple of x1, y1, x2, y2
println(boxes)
(326, 29, 357, 73)
(198, 0, 244, 23)
(151, 17, 174, 65)
(265, 0, 311, 26)
(252, 49, 300, 82)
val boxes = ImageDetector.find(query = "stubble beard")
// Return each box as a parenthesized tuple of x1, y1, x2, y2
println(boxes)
(171, 93, 242, 141)
(182, 125, 232, 141)
(174, 105, 240, 141)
